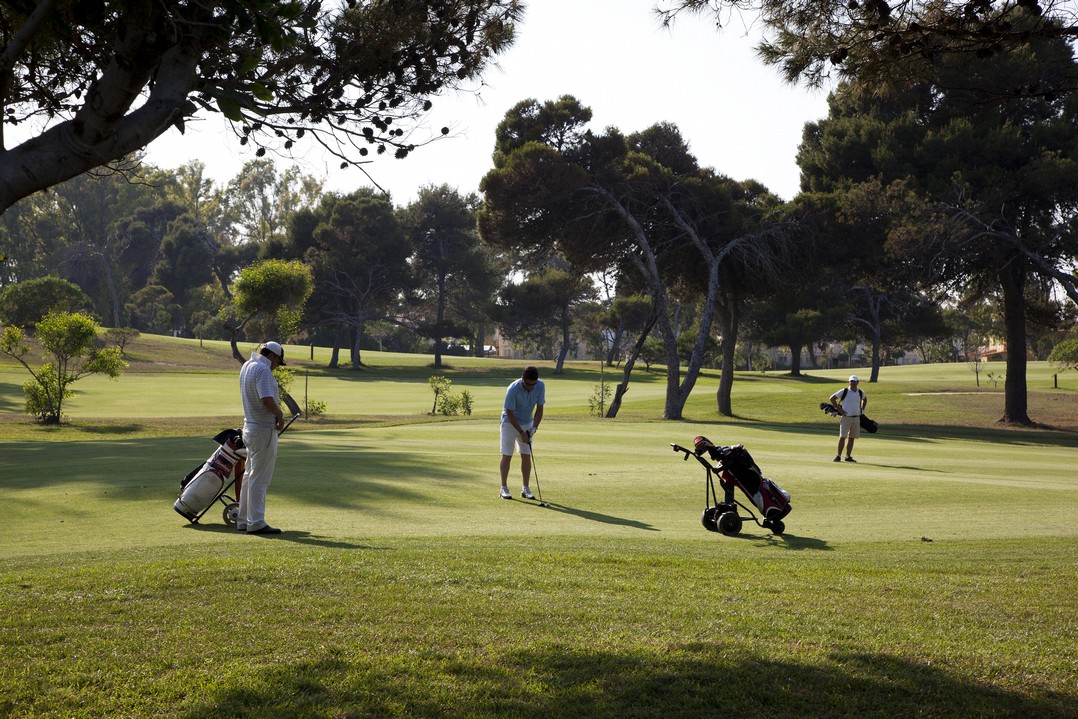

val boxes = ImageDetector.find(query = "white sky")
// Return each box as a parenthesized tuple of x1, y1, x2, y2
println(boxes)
(143, 0, 832, 204)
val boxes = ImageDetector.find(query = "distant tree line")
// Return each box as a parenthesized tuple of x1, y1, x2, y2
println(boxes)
(2, 1, 1076, 427)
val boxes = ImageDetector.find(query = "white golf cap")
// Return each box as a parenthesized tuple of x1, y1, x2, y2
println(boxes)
(849, 375, 859, 382)
(264, 341, 286, 365)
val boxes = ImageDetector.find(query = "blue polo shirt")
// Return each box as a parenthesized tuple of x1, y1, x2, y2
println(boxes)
(500, 378, 545, 425)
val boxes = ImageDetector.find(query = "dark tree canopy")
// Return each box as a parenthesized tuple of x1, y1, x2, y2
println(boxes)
(0, 0, 522, 213)
(481, 96, 792, 418)
(659, 0, 1078, 97)
(794, 30, 1078, 423)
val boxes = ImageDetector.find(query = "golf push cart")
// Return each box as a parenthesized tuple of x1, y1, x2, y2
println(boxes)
(173, 395, 301, 527)
(670, 436, 792, 536)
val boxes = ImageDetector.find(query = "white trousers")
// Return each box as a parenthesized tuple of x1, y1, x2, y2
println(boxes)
(240, 425, 278, 531)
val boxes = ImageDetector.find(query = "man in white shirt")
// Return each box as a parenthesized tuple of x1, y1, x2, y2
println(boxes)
(238, 341, 287, 534)
(829, 375, 867, 463)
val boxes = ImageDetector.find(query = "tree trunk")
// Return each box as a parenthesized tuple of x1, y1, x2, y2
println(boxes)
(554, 303, 571, 374)
(663, 355, 682, 419)
(434, 273, 447, 368)
(788, 343, 804, 376)
(606, 320, 625, 367)
(999, 261, 1031, 424)
(607, 309, 657, 418)
(96, 249, 122, 328)
(716, 302, 739, 417)
(869, 327, 882, 383)
(351, 322, 365, 370)
(328, 324, 342, 368)
(475, 325, 486, 358)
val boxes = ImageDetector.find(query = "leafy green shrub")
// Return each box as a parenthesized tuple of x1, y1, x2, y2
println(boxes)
(0, 312, 126, 424)
(428, 375, 472, 416)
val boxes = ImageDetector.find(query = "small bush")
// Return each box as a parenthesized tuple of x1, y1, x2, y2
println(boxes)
(428, 375, 472, 416)
(588, 381, 611, 417)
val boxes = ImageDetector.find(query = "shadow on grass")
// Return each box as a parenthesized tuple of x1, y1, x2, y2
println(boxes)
(777, 533, 831, 550)
(0, 380, 24, 413)
(714, 525, 832, 551)
(178, 643, 1073, 719)
(537, 502, 659, 531)
(182, 523, 377, 551)
(688, 418, 1078, 449)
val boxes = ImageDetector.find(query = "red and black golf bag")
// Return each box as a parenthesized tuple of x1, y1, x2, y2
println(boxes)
(671, 436, 792, 536)
(702, 440, 791, 522)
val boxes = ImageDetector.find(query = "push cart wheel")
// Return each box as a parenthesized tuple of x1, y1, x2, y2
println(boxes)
(717, 512, 742, 536)
(223, 502, 240, 527)
(701, 507, 719, 532)
(770, 520, 785, 535)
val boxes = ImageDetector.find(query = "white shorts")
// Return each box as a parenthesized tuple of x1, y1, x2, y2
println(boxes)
(500, 421, 534, 456)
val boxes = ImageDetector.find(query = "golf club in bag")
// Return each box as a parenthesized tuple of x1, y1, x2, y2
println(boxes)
(173, 394, 302, 526)
(670, 435, 791, 536)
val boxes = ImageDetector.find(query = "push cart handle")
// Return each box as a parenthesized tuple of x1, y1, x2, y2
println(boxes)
(670, 443, 692, 459)
(671, 442, 721, 470)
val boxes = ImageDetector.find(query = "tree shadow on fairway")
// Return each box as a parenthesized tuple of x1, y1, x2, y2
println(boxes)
(0, 380, 26, 412)
(537, 502, 659, 532)
(182, 523, 377, 551)
(690, 417, 1078, 451)
(178, 642, 1073, 719)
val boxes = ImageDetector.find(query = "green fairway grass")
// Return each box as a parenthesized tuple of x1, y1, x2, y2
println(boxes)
(1, 334, 1076, 718)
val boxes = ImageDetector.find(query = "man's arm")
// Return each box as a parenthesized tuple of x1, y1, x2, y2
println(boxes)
(261, 396, 285, 430)
(505, 408, 524, 437)
(533, 404, 544, 430)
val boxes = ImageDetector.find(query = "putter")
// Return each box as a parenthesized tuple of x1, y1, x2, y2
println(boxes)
(528, 440, 549, 507)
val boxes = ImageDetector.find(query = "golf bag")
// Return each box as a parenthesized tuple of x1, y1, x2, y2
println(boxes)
(819, 402, 879, 433)
(698, 438, 791, 522)
(670, 436, 791, 536)
(173, 428, 246, 524)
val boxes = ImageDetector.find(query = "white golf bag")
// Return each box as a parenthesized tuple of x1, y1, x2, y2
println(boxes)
(173, 428, 247, 523)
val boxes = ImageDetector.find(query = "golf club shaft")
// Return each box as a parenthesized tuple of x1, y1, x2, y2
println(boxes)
(529, 441, 545, 504)
(278, 411, 301, 437)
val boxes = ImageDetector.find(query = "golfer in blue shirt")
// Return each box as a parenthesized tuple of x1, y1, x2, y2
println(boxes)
(499, 366, 545, 500)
